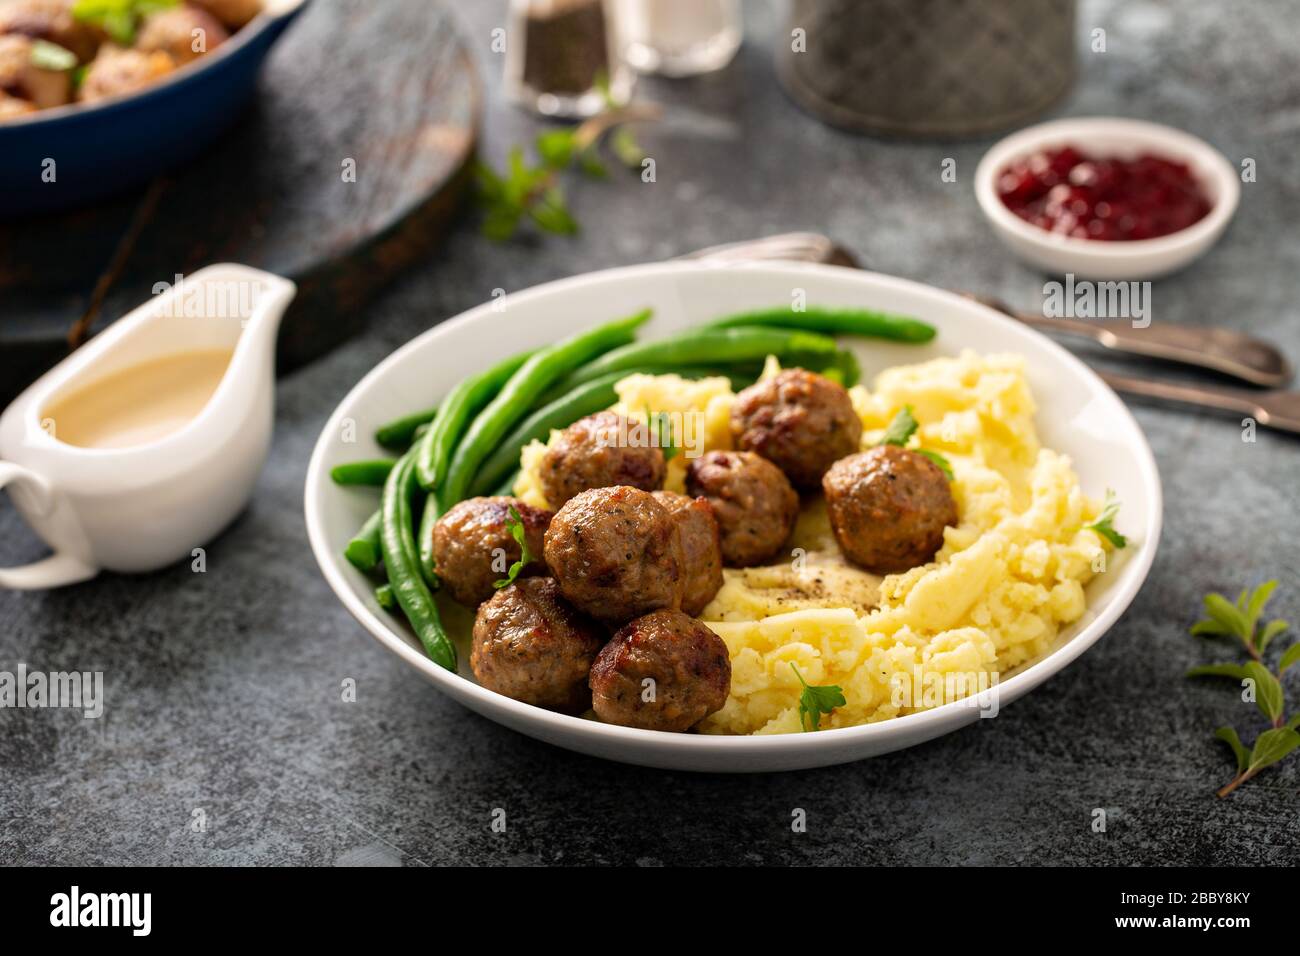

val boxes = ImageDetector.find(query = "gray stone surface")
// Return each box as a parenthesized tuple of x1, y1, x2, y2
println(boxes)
(2, 0, 1297, 866)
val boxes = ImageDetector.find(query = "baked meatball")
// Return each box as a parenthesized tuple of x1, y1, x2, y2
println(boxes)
(0, 34, 70, 109)
(79, 46, 174, 102)
(431, 496, 551, 607)
(589, 609, 730, 732)
(685, 450, 799, 567)
(136, 5, 229, 66)
(822, 445, 957, 574)
(731, 368, 863, 489)
(652, 490, 723, 616)
(538, 411, 665, 508)
(471, 577, 605, 714)
(190, 0, 262, 29)
(543, 485, 684, 624)
(0, 0, 100, 62)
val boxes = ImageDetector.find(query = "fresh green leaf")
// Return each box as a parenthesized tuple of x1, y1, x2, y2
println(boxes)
(1260, 619, 1290, 655)
(791, 663, 846, 732)
(1279, 642, 1300, 675)
(535, 128, 575, 169)
(917, 448, 954, 481)
(1186, 663, 1249, 680)
(528, 188, 578, 235)
(493, 506, 535, 589)
(879, 406, 919, 447)
(1245, 579, 1278, 632)
(480, 206, 521, 241)
(609, 126, 644, 169)
(1203, 592, 1250, 640)
(644, 407, 678, 462)
(1083, 490, 1127, 549)
(29, 40, 77, 71)
(1214, 726, 1249, 774)
(1243, 661, 1284, 724)
(577, 148, 608, 178)
(1246, 727, 1300, 772)
(1190, 618, 1232, 637)
(1288, 714, 1300, 732)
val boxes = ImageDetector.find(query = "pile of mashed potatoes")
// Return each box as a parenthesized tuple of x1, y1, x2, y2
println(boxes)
(514, 351, 1114, 735)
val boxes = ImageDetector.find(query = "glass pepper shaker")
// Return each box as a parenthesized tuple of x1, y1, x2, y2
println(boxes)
(505, 0, 635, 118)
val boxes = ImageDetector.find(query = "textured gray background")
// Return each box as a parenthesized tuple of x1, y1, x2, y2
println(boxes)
(2, 0, 1297, 866)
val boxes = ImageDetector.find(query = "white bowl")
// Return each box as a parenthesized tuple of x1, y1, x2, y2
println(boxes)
(304, 262, 1162, 772)
(974, 116, 1240, 280)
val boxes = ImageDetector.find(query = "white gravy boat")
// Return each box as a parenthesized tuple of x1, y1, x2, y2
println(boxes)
(0, 264, 296, 589)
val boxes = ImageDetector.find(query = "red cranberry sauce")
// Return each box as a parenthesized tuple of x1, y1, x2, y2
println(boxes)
(997, 146, 1212, 241)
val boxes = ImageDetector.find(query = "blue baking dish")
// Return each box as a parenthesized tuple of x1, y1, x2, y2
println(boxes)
(0, 0, 308, 217)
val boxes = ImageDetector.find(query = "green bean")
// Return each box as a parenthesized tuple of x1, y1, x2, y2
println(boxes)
(344, 510, 383, 573)
(381, 455, 456, 670)
(439, 309, 652, 508)
(375, 583, 396, 611)
(708, 306, 936, 343)
(415, 350, 533, 491)
(471, 365, 754, 498)
(534, 361, 762, 407)
(417, 491, 440, 587)
(558, 327, 839, 391)
(330, 459, 397, 487)
(375, 407, 437, 450)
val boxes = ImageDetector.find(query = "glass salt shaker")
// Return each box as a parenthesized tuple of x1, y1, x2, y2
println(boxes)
(505, 0, 635, 118)
(617, 0, 742, 77)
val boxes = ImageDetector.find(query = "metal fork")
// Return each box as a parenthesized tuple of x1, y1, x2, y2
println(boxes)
(682, 232, 1300, 433)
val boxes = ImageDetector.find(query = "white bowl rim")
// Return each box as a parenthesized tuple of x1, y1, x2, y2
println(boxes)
(974, 116, 1240, 261)
(304, 261, 1163, 754)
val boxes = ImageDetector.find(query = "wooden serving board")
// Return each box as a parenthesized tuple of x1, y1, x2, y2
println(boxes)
(0, 0, 480, 404)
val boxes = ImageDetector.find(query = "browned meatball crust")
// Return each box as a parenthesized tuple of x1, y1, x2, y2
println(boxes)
(539, 411, 666, 508)
(190, 0, 262, 29)
(0, 34, 69, 108)
(136, 5, 229, 66)
(471, 577, 605, 714)
(822, 445, 957, 574)
(431, 496, 551, 607)
(79, 46, 174, 102)
(685, 450, 799, 567)
(0, 0, 100, 62)
(652, 490, 723, 616)
(589, 609, 730, 731)
(543, 485, 684, 624)
(731, 369, 863, 489)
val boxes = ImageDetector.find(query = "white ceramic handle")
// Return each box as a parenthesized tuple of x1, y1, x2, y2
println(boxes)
(0, 462, 97, 589)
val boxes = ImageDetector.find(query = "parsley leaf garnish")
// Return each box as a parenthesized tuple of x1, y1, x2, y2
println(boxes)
(791, 663, 846, 732)
(492, 506, 535, 589)
(878, 406, 953, 480)
(644, 406, 679, 462)
(72, 0, 177, 46)
(1185, 580, 1299, 797)
(880, 405, 919, 446)
(917, 448, 954, 480)
(1083, 490, 1127, 548)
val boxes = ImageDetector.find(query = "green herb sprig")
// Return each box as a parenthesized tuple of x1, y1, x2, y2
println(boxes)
(1084, 490, 1127, 548)
(1186, 580, 1300, 797)
(878, 405, 953, 480)
(644, 406, 679, 462)
(492, 506, 535, 590)
(72, 0, 177, 46)
(791, 663, 846, 732)
(474, 90, 660, 241)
